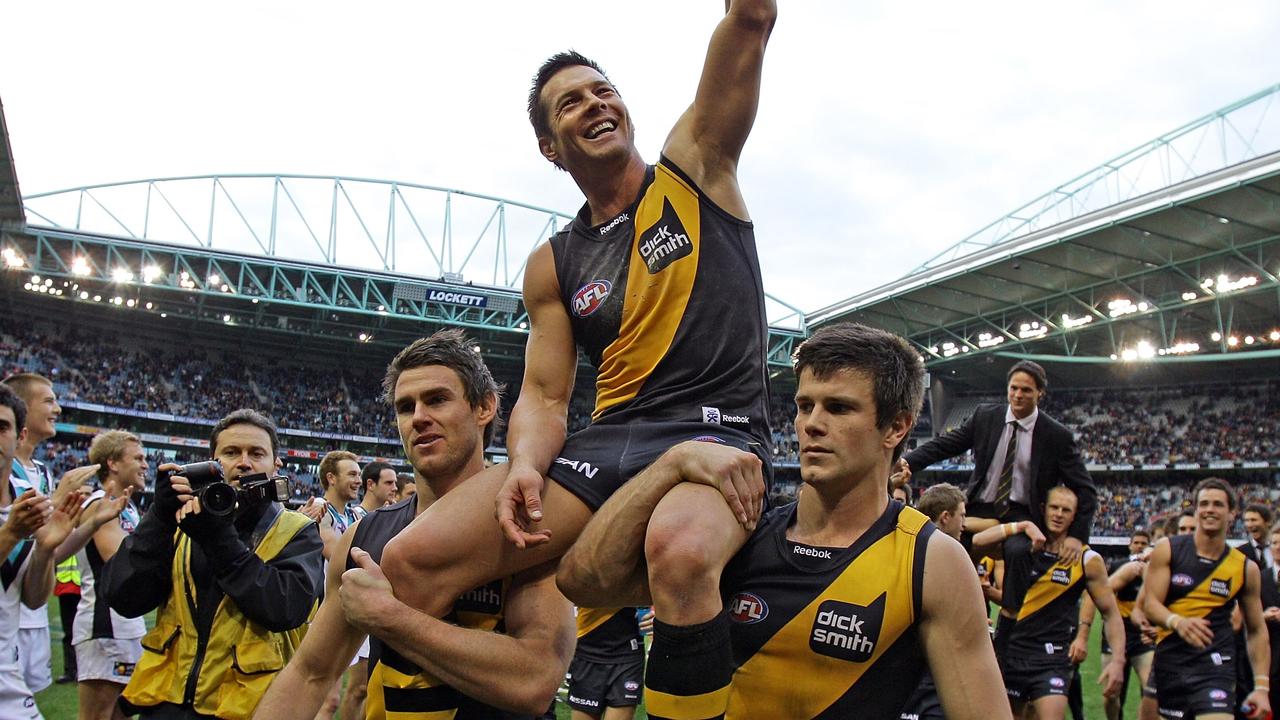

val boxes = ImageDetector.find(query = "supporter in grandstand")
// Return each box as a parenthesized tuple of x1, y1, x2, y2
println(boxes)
(0, 382, 87, 720)
(902, 361, 1097, 620)
(566, 605, 645, 720)
(995, 486, 1126, 720)
(1075, 528, 1155, 720)
(102, 409, 323, 720)
(1242, 503, 1276, 572)
(381, 3, 779, 714)
(74, 430, 148, 720)
(567, 323, 1008, 718)
(1143, 478, 1270, 720)
(317, 450, 364, 555)
(258, 330, 573, 719)
(3, 372, 104, 698)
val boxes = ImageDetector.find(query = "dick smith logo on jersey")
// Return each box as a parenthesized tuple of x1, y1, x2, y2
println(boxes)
(572, 280, 611, 317)
(638, 198, 693, 274)
(1209, 577, 1232, 597)
(1051, 568, 1072, 585)
(810, 594, 885, 663)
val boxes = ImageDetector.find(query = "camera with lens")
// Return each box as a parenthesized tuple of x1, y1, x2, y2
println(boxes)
(167, 461, 289, 518)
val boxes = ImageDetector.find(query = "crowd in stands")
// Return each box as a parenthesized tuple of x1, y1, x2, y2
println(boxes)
(1090, 478, 1280, 536)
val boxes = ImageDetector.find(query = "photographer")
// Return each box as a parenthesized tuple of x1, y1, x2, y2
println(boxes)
(102, 409, 323, 720)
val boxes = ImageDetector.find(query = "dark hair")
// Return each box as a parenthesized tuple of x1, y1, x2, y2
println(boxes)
(1192, 477, 1237, 511)
(1006, 360, 1047, 392)
(361, 461, 394, 491)
(395, 472, 414, 494)
(793, 322, 925, 462)
(1244, 503, 1273, 523)
(527, 50, 613, 141)
(210, 409, 280, 458)
(917, 483, 966, 523)
(0, 384, 27, 434)
(383, 329, 504, 446)
(1130, 527, 1151, 540)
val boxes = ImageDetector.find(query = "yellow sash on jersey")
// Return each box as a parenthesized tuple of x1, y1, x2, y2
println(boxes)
(724, 507, 929, 719)
(1156, 549, 1245, 644)
(1017, 550, 1088, 621)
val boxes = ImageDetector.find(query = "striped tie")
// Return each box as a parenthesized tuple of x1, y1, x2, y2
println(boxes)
(994, 420, 1018, 516)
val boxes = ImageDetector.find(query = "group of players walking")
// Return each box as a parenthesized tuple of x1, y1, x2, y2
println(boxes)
(4, 0, 1276, 719)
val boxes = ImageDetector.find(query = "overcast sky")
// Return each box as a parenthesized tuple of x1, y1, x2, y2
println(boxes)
(4, 1, 1279, 315)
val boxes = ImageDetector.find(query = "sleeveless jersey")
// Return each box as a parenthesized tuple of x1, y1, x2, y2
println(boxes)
(1108, 554, 1143, 619)
(324, 502, 363, 536)
(573, 607, 643, 664)
(2, 480, 36, 667)
(72, 489, 146, 643)
(1154, 534, 1247, 674)
(549, 156, 772, 447)
(720, 501, 934, 719)
(10, 460, 52, 630)
(1009, 547, 1100, 663)
(349, 498, 530, 720)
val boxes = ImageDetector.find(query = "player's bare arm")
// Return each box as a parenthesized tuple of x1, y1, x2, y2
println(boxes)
(22, 489, 83, 608)
(971, 519, 1045, 556)
(1083, 552, 1127, 697)
(255, 522, 368, 720)
(558, 440, 763, 606)
(1142, 539, 1214, 647)
(1240, 559, 1272, 717)
(343, 550, 574, 715)
(920, 532, 1012, 720)
(497, 241, 578, 548)
(662, 0, 776, 218)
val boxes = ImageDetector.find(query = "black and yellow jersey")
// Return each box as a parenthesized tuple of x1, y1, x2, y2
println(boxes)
(1008, 548, 1099, 664)
(719, 500, 934, 719)
(549, 156, 772, 448)
(1107, 554, 1143, 619)
(574, 607, 643, 664)
(1154, 534, 1247, 673)
(977, 555, 998, 616)
(349, 498, 531, 720)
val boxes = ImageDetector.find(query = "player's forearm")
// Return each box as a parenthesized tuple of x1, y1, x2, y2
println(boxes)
(1101, 606, 1126, 668)
(1248, 625, 1271, 681)
(20, 543, 56, 609)
(0, 525, 19, 559)
(506, 394, 568, 475)
(255, 657, 349, 720)
(374, 609, 568, 714)
(558, 447, 688, 606)
(53, 520, 99, 563)
(971, 521, 1034, 553)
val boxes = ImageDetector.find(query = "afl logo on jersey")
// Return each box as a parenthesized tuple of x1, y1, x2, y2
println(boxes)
(729, 592, 769, 624)
(1171, 573, 1195, 587)
(572, 280, 611, 317)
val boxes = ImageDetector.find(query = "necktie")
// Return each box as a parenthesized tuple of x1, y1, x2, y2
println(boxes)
(994, 420, 1018, 516)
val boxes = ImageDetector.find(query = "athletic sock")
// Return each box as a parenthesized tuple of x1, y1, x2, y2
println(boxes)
(644, 611, 733, 720)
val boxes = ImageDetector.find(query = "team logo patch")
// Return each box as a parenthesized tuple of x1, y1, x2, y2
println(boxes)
(702, 406, 722, 424)
(637, 198, 693, 274)
(1171, 573, 1195, 587)
(810, 593, 885, 663)
(729, 592, 769, 624)
(1209, 689, 1228, 701)
(1209, 578, 1232, 597)
(624, 681, 640, 692)
(1049, 677, 1065, 688)
(113, 661, 136, 678)
(691, 435, 725, 444)
(571, 280, 611, 317)
(1051, 568, 1072, 585)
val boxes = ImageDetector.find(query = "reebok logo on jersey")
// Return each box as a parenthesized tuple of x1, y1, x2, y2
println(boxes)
(702, 406, 749, 425)
(599, 212, 629, 236)
(729, 592, 769, 624)
(793, 545, 834, 560)
(638, 198, 693, 274)
(572, 280, 611, 317)
(1210, 578, 1232, 597)
(555, 457, 600, 479)
(1051, 568, 1072, 585)
(810, 594, 885, 663)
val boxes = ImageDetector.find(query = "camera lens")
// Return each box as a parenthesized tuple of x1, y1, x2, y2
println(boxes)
(200, 482, 239, 517)
(179, 461, 223, 487)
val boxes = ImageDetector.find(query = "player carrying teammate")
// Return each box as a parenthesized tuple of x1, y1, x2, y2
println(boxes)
(1143, 478, 1271, 720)
(379, 2, 778, 711)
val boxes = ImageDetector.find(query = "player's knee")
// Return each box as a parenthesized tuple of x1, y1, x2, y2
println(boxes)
(645, 510, 722, 590)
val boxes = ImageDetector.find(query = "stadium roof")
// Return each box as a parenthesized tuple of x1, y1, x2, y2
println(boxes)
(0, 97, 21, 228)
(810, 84, 1280, 388)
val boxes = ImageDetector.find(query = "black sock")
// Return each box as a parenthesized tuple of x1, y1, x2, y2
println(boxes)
(644, 611, 733, 720)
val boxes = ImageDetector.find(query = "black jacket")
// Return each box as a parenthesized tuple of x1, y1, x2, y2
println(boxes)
(903, 403, 1096, 542)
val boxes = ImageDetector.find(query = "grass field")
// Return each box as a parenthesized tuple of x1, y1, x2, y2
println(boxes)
(37, 604, 1142, 719)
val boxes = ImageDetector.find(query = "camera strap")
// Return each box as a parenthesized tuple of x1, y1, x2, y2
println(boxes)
(250, 502, 284, 550)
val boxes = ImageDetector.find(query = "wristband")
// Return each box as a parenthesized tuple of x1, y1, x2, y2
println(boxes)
(1002, 522, 1015, 539)
(1165, 614, 1182, 631)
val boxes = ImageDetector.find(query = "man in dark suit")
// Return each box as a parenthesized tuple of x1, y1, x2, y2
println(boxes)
(1241, 504, 1276, 572)
(903, 360, 1096, 613)
(1260, 524, 1280, 715)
